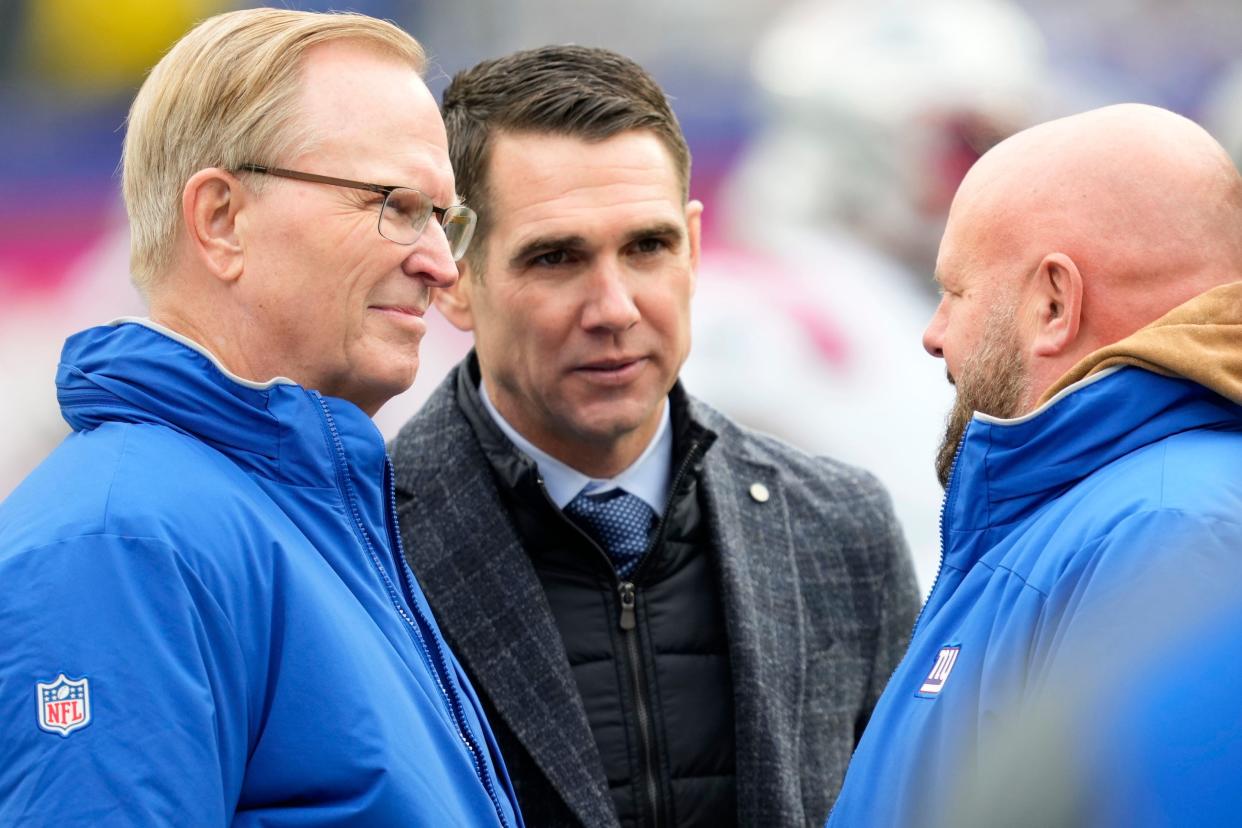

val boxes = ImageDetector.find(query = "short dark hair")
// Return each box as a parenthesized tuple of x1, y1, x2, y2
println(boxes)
(442, 44, 692, 271)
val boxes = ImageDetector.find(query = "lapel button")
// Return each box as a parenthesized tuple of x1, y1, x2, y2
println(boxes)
(749, 482, 770, 503)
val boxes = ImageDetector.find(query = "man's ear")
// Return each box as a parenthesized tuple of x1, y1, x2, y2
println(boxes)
(434, 261, 477, 332)
(685, 198, 704, 293)
(1029, 252, 1083, 357)
(182, 168, 246, 283)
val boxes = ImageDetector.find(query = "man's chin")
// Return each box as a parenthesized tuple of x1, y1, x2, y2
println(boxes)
(567, 398, 662, 443)
(340, 361, 420, 416)
(934, 381, 1028, 488)
(935, 396, 973, 489)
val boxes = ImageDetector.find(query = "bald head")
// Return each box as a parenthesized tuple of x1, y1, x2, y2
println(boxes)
(929, 103, 1242, 411)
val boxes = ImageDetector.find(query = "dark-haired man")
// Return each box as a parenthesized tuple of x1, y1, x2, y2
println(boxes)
(389, 45, 920, 828)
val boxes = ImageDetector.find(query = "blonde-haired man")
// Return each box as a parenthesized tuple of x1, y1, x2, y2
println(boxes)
(0, 9, 521, 826)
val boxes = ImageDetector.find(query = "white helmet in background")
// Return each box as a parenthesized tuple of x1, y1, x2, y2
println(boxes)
(687, 0, 1052, 588)
(723, 0, 1050, 277)
(1201, 60, 1242, 170)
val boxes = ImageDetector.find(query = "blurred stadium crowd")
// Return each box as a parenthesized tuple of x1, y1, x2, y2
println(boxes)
(3, 0, 1242, 589)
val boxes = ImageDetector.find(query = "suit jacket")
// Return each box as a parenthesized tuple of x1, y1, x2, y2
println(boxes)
(390, 362, 920, 827)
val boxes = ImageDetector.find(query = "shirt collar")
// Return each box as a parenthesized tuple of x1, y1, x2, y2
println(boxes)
(479, 379, 672, 514)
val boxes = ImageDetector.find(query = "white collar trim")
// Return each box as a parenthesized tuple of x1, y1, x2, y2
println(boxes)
(974, 365, 1126, 426)
(110, 316, 297, 391)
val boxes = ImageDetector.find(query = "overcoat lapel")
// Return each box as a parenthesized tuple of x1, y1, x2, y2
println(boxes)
(699, 440, 807, 827)
(393, 392, 617, 827)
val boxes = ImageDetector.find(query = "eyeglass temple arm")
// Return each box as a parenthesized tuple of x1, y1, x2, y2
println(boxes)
(238, 164, 391, 196)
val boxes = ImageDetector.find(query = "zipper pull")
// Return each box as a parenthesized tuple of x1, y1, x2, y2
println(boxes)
(618, 581, 637, 631)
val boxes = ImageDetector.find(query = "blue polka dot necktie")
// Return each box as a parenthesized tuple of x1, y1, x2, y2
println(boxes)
(563, 488, 657, 579)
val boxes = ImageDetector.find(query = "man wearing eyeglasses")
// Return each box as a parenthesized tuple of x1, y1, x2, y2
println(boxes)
(0, 9, 520, 826)
(388, 45, 921, 827)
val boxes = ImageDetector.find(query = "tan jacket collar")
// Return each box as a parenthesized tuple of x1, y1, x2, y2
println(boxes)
(1038, 280, 1242, 407)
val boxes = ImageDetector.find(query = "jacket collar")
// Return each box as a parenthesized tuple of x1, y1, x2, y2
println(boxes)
(947, 282, 1242, 558)
(58, 318, 389, 511)
(1038, 280, 1242, 407)
(947, 366, 1242, 565)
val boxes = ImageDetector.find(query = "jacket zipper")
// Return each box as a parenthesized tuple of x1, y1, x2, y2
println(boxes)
(384, 461, 513, 828)
(909, 430, 967, 640)
(57, 389, 123, 411)
(314, 394, 511, 828)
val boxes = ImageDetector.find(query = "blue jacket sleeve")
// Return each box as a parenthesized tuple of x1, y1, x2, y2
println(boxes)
(0, 534, 250, 825)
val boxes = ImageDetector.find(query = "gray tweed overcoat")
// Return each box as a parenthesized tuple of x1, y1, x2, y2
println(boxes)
(389, 362, 921, 827)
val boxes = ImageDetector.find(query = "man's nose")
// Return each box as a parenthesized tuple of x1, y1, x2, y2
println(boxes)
(403, 219, 459, 288)
(581, 260, 640, 332)
(923, 301, 947, 358)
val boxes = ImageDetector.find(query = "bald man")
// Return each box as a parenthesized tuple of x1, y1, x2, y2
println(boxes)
(826, 103, 1242, 827)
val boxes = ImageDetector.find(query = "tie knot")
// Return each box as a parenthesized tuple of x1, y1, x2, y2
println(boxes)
(563, 489, 657, 578)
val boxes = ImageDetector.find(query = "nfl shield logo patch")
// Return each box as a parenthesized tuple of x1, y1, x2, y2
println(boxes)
(37, 674, 91, 737)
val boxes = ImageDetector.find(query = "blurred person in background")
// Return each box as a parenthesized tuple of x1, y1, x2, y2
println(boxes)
(826, 103, 1242, 826)
(684, 0, 1053, 588)
(0, 9, 522, 825)
(389, 45, 921, 828)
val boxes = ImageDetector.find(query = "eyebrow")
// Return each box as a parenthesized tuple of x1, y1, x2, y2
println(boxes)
(509, 234, 588, 269)
(622, 221, 685, 247)
(508, 221, 687, 268)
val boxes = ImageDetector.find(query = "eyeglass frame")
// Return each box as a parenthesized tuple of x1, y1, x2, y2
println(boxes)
(236, 163, 476, 259)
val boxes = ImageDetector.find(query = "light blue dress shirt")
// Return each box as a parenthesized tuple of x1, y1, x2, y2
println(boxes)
(479, 380, 672, 514)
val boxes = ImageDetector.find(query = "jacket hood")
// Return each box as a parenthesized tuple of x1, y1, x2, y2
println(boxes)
(57, 319, 387, 491)
(1038, 280, 1242, 407)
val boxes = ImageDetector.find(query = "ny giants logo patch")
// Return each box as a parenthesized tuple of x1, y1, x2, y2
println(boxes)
(37, 674, 92, 737)
(916, 645, 961, 698)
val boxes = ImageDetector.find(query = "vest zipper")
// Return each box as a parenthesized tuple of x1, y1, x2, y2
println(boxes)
(619, 579, 661, 828)
(618, 581, 637, 631)
(537, 433, 707, 828)
(314, 393, 511, 828)
(616, 438, 704, 827)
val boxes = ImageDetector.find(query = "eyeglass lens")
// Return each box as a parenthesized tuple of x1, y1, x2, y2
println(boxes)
(380, 188, 476, 261)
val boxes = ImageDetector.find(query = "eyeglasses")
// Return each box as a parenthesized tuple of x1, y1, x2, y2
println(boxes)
(238, 164, 477, 261)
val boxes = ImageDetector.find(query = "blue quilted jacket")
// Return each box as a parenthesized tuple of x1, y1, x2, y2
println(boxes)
(829, 359, 1242, 826)
(0, 320, 523, 827)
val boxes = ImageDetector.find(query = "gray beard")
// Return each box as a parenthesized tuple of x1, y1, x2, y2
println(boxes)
(934, 314, 1027, 489)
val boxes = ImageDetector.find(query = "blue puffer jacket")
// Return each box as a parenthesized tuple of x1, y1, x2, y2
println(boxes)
(828, 299, 1242, 826)
(0, 320, 524, 827)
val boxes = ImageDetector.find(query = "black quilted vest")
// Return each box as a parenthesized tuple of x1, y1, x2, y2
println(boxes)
(457, 364, 736, 828)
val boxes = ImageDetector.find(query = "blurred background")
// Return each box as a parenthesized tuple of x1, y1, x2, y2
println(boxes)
(3, 0, 1242, 589)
